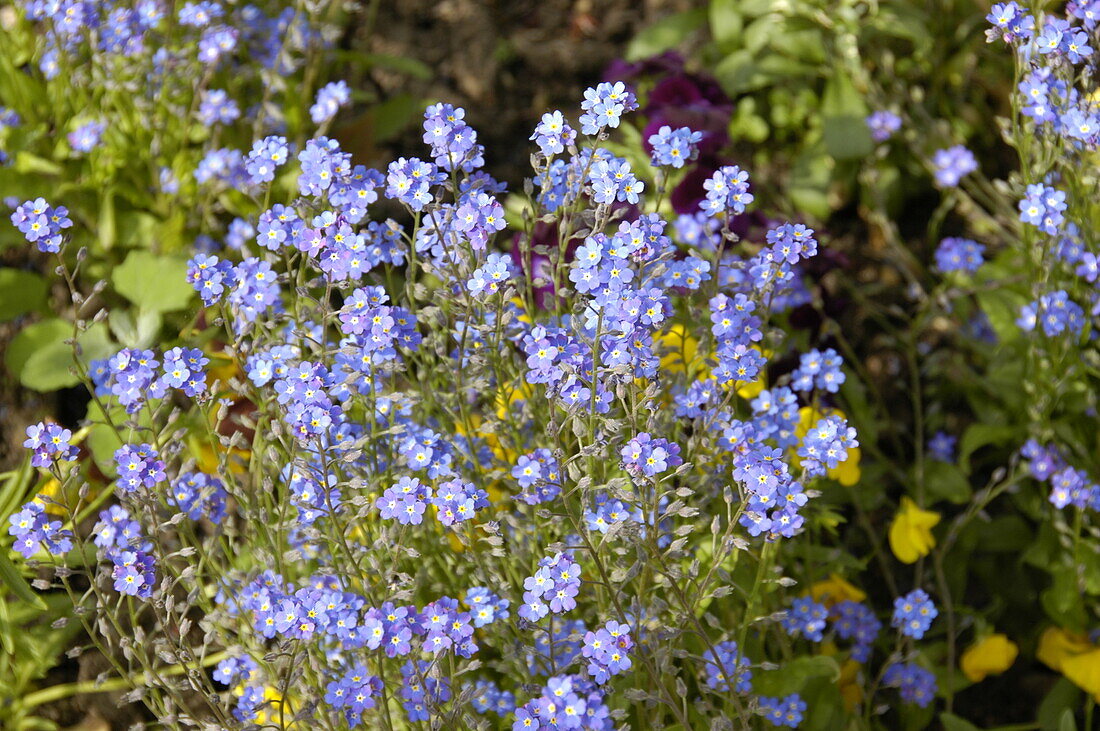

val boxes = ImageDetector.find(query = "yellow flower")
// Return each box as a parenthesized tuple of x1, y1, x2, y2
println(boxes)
(509, 296, 533, 325)
(960, 634, 1018, 682)
(837, 659, 864, 711)
(1062, 647, 1100, 701)
(655, 324, 699, 374)
(810, 573, 867, 606)
(794, 406, 861, 485)
(1037, 627, 1100, 701)
(1038, 627, 1094, 673)
(888, 497, 940, 564)
(33, 477, 68, 515)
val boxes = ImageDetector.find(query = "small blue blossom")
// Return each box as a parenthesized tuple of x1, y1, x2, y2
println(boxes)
(934, 237, 985, 273)
(932, 145, 977, 187)
(647, 125, 702, 168)
(892, 589, 938, 639)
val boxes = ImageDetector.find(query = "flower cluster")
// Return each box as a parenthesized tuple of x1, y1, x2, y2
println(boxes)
(11, 198, 72, 253)
(519, 553, 582, 622)
(647, 125, 703, 168)
(581, 620, 633, 684)
(758, 694, 807, 728)
(931, 145, 977, 187)
(892, 589, 938, 640)
(620, 432, 682, 478)
(113, 444, 166, 492)
(866, 110, 902, 141)
(934, 237, 985, 273)
(782, 597, 828, 642)
(1017, 289, 1085, 337)
(23, 422, 78, 468)
(7, 502, 73, 559)
(884, 662, 937, 707)
(94, 506, 156, 599)
(790, 348, 845, 393)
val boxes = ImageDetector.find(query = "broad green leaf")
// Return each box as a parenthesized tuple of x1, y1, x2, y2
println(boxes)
(625, 9, 707, 62)
(940, 713, 982, 731)
(821, 72, 871, 159)
(112, 250, 194, 313)
(751, 655, 840, 696)
(359, 52, 432, 80)
(0, 551, 46, 610)
(958, 423, 1015, 473)
(1038, 679, 1081, 731)
(1058, 710, 1078, 731)
(823, 116, 873, 159)
(974, 287, 1028, 345)
(370, 93, 422, 144)
(20, 322, 112, 392)
(5, 318, 71, 378)
(709, 0, 742, 45)
(0, 268, 48, 321)
(110, 308, 163, 349)
(924, 461, 971, 504)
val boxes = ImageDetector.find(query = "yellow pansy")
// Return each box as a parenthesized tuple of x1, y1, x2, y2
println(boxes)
(1038, 627, 1094, 673)
(655, 324, 699, 374)
(1062, 647, 1100, 701)
(32, 477, 68, 515)
(794, 406, 861, 485)
(508, 296, 533, 325)
(888, 497, 940, 564)
(206, 351, 241, 388)
(810, 573, 867, 606)
(193, 437, 250, 476)
(837, 659, 864, 711)
(1037, 627, 1100, 701)
(494, 379, 533, 422)
(960, 633, 1018, 682)
(232, 685, 291, 726)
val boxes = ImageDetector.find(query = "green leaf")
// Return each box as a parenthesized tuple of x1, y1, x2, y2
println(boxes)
(1038, 679, 1081, 731)
(823, 116, 873, 160)
(22, 322, 112, 392)
(0, 551, 46, 610)
(958, 423, 1015, 473)
(99, 187, 116, 249)
(7, 318, 114, 392)
(751, 655, 840, 696)
(821, 71, 871, 159)
(359, 53, 433, 80)
(1057, 710, 1078, 731)
(975, 287, 1028, 345)
(0, 268, 48, 321)
(370, 93, 421, 143)
(112, 250, 194, 313)
(109, 308, 163, 349)
(5, 318, 71, 378)
(625, 9, 707, 61)
(709, 0, 742, 45)
(787, 146, 833, 220)
(924, 461, 971, 504)
(940, 713, 982, 731)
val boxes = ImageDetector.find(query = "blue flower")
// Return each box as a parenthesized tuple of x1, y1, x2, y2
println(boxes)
(758, 694, 807, 728)
(311, 80, 350, 124)
(892, 588, 938, 639)
(531, 110, 576, 156)
(701, 165, 753, 216)
(579, 81, 638, 136)
(647, 125, 703, 168)
(884, 662, 937, 706)
(866, 110, 902, 141)
(932, 145, 977, 187)
(934, 237, 985, 273)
